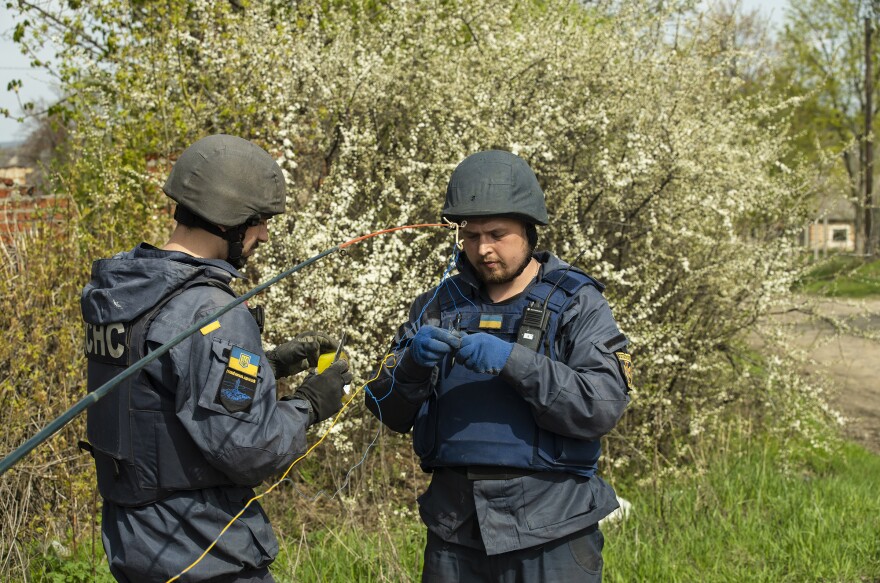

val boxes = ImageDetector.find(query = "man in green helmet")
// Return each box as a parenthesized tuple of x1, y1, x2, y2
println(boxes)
(81, 134, 351, 582)
(366, 150, 632, 582)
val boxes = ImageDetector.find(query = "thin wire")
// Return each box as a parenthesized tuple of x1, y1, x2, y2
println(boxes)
(167, 222, 458, 582)
(368, 241, 462, 405)
(167, 356, 393, 583)
(339, 223, 450, 249)
(0, 223, 455, 477)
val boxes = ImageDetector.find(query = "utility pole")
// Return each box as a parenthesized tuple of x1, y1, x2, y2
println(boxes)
(866, 12, 875, 257)
(871, 3, 880, 258)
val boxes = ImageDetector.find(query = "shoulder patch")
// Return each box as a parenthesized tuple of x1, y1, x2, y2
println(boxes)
(217, 346, 260, 413)
(615, 351, 634, 392)
(200, 320, 221, 335)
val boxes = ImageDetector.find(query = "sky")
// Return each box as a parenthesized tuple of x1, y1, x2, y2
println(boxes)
(0, 5, 56, 145)
(0, 0, 791, 146)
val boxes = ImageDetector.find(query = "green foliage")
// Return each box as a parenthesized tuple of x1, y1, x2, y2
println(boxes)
(604, 432, 880, 582)
(1, 0, 843, 578)
(775, 0, 880, 254)
(28, 535, 114, 583)
(0, 218, 103, 579)
(797, 255, 880, 297)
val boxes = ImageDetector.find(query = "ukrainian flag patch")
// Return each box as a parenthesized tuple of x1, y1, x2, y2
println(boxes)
(479, 314, 503, 329)
(615, 351, 634, 391)
(229, 346, 260, 377)
(218, 346, 261, 413)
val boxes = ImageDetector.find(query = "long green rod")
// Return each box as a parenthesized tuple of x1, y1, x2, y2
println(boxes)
(0, 246, 340, 476)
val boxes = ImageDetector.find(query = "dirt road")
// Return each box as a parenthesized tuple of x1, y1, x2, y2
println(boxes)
(778, 297, 880, 453)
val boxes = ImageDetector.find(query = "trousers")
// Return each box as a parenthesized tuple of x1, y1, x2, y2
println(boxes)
(422, 523, 604, 582)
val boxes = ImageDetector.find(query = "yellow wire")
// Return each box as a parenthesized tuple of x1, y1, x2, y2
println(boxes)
(166, 354, 395, 583)
(167, 223, 464, 581)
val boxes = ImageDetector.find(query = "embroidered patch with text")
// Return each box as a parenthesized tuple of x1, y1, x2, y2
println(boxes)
(615, 351, 634, 391)
(218, 346, 260, 413)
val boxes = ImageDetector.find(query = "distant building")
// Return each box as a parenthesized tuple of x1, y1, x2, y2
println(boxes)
(0, 145, 65, 241)
(0, 149, 35, 184)
(806, 195, 855, 253)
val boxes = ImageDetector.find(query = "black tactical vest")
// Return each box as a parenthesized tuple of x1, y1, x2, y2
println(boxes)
(83, 277, 236, 506)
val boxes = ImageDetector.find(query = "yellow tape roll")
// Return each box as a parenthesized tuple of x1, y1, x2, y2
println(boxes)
(317, 352, 348, 373)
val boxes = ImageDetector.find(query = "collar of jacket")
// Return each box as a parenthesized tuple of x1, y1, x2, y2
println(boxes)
(133, 242, 246, 280)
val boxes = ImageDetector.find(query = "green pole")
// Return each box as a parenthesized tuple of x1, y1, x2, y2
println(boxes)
(0, 246, 339, 476)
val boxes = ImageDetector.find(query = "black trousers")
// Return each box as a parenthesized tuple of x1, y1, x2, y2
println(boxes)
(110, 565, 274, 582)
(422, 523, 604, 582)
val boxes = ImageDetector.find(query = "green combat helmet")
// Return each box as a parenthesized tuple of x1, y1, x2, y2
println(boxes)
(441, 150, 549, 226)
(163, 134, 286, 268)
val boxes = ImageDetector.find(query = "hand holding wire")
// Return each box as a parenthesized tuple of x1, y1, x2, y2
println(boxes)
(454, 332, 513, 375)
(292, 360, 353, 424)
(410, 325, 462, 367)
(267, 332, 338, 378)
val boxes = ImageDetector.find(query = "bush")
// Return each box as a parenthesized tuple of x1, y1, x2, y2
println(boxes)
(3, 0, 838, 578)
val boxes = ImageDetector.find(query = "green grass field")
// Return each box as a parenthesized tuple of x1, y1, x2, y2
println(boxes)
(32, 432, 880, 582)
(798, 255, 880, 298)
(604, 436, 880, 582)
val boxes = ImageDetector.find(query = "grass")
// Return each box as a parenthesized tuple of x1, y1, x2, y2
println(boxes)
(270, 518, 425, 582)
(604, 435, 880, 582)
(798, 255, 880, 298)
(268, 431, 880, 582)
(276, 431, 880, 582)
(31, 433, 880, 582)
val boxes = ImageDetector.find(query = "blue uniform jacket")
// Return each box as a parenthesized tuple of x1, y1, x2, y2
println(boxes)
(81, 243, 312, 582)
(366, 251, 631, 555)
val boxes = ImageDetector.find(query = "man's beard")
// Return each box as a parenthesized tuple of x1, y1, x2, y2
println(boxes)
(480, 251, 533, 285)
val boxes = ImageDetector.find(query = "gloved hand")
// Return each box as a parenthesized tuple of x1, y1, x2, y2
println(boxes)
(410, 325, 462, 367)
(454, 332, 513, 375)
(291, 359, 353, 424)
(266, 331, 338, 378)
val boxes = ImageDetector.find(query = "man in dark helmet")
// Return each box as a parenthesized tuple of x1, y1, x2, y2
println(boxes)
(366, 150, 632, 582)
(80, 134, 351, 582)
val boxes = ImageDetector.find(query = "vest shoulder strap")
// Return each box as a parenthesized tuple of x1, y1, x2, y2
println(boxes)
(130, 275, 236, 361)
(528, 268, 604, 314)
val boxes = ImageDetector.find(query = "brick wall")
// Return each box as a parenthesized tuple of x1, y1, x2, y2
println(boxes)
(0, 169, 69, 241)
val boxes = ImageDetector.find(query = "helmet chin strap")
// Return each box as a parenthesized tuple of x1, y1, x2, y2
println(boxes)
(173, 205, 253, 269)
(224, 223, 249, 269)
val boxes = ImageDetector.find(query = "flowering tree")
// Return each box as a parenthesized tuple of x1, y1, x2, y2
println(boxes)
(2, 0, 834, 575)
(776, 0, 880, 254)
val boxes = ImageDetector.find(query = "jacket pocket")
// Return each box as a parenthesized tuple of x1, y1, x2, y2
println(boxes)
(222, 486, 278, 567)
(522, 473, 596, 530)
(535, 427, 601, 470)
(197, 338, 262, 424)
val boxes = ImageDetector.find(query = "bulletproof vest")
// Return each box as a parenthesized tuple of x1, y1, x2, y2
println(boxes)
(82, 277, 236, 506)
(413, 267, 604, 477)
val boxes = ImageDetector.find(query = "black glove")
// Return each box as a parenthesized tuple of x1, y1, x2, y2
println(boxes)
(291, 359, 353, 424)
(266, 331, 337, 378)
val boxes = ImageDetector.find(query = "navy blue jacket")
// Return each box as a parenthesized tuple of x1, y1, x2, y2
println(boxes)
(81, 243, 312, 581)
(366, 251, 631, 555)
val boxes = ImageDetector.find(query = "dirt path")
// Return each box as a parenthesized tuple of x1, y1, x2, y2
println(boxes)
(777, 297, 880, 453)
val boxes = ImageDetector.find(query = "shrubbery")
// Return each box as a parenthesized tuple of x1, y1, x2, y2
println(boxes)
(1, 0, 839, 579)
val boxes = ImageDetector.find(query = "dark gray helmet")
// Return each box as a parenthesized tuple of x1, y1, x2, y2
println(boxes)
(163, 134, 286, 228)
(442, 150, 548, 225)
